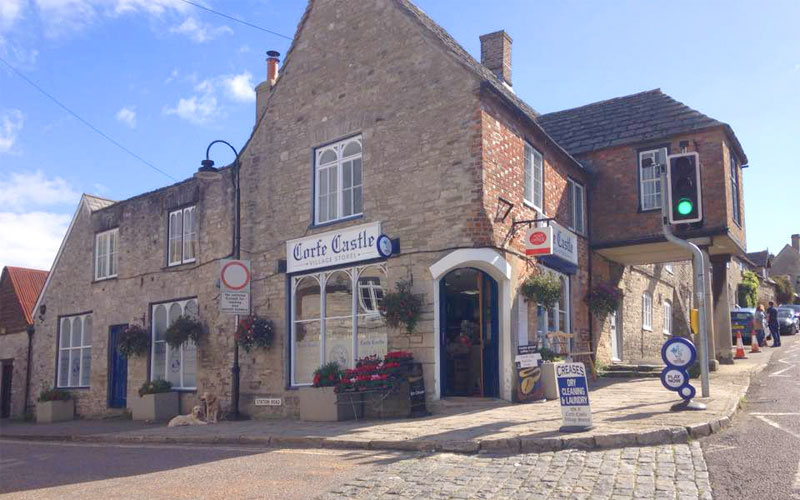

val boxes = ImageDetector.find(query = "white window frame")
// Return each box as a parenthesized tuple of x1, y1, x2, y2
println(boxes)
(639, 148, 667, 211)
(168, 206, 197, 266)
(664, 263, 674, 274)
(642, 292, 653, 331)
(730, 153, 741, 226)
(524, 142, 544, 212)
(663, 300, 672, 335)
(567, 179, 585, 235)
(94, 228, 118, 281)
(150, 298, 198, 390)
(314, 136, 363, 225)
(535, 268, 571, 352)
(291, 263, 387, 387)
(56, 313, 92, 388)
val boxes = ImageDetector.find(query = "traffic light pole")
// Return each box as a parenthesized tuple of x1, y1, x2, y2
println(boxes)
(660, 167, 711, 398)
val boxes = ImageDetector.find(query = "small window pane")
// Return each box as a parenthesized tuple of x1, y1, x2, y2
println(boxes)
(58, 350, 69, 387)
(183, 208, 196, 261)
(342, 140, 361, 157)
(319, 149, 337, 164)
(153, 343, 166, 380)
(353, 159, 362, 186)
(80, 347, 91, 386)
(72, 317, 82, 347)
(167, 346, 181, 386)
(183, 341, 197, 388)
(343, 189, 353, 217)
(60, 319, 70, 348)
(343, 161, 352, 188)
(84, 316, 92, 346)
(353, 186, 363, 215)
(168, 303, 182, 325)
(154, 305, 167, 341)
(69, 350, 80, 387)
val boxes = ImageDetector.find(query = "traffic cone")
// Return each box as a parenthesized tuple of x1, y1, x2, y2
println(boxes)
(734, 331, 747, 359)
(750, 330, 761, 353)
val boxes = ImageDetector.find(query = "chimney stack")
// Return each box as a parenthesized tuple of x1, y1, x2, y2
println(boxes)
(480, 30, 512, 87)
(255, 50, 280, 125)
(792, 234, 799, 251)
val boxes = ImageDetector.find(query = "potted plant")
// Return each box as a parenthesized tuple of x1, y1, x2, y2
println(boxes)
(299, 362, 361, 421)
(117, 324, 149, 358)
(380, 279, 423, 334)
(586, 283, 623, 319)
(235, 315, 274, 352)
(130, 379, 178, 421)
(165, 315, 204, 349)
(536, 347, 565, 400)
(36, 388, 74, 423)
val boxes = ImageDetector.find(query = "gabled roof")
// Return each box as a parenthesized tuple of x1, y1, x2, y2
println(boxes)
(33, 193, 115, 316)
(3, 266, 48, 325)
(745, 250, 771, 268)
(537, 89, 747, 162)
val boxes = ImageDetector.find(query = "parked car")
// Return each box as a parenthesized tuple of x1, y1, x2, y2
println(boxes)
(778, 304, 800, 327)
(730, 308, 755, 344)
(777, 307, 799, 335)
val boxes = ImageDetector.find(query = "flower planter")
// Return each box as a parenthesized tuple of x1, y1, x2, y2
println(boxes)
(36, 399, 74, 424)
(541, 362, 560, 400)
(298, 386, 362, 422)
(130, 391, 179, 421)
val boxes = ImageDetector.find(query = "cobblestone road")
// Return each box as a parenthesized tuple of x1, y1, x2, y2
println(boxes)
(321, 443, 712, 500)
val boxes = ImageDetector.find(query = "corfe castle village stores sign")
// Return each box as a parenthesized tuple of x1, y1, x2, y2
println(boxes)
(286, 222, 392, 273)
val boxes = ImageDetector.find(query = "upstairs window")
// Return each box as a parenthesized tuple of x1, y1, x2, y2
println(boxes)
(57, 313, 92, 388)
(524, 143, 544, 212)
(664, 263, 674, 274)
(663, 300, 672, 335)
(642, 292, 653, 330)
(730, 153, 741, 225)
(639, 148, 667, 211)
(168, 206, 196, 266)
(567, 179, 585, 235)
(314, 136, 362, 225)
(95, 228, 118, 280)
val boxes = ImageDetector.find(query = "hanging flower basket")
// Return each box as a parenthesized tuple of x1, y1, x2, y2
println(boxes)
(586, 283, 623, 319)
(164, 315, 204, 349)
(235, 315, 275, 352)
(520, 273, 562, 310)
(117, 324, 149, 358)
(312, 361, 344, 388)
(379, 279, 423, 334)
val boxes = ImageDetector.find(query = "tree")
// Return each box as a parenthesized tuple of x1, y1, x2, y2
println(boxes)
(737, 271, 759, 308)
(773, 275, 795, 305)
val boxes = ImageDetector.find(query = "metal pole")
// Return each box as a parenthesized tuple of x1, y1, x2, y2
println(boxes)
(660, 166, 711, 397)
(231, 157, 241, 420)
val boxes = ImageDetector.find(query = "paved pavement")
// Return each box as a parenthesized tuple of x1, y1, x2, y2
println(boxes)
(0, 345, 776, 453)
(702, 334, 800, 500)
(322, 443, 712, 500)
(0, 440, 395, 500)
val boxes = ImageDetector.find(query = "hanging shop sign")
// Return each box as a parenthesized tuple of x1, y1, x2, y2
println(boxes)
(525, 221, 578, 266)
(286, 222, 392, 273)
(220, 259, 251, 315)
(556, 362, 593, 432)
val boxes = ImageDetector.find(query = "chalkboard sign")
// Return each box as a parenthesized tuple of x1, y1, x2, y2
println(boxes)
(407, 362, 427, 417)
(515, 345, 544, 403)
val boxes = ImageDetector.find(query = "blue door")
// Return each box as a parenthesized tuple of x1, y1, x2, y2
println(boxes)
(108, 325, 128, 408)
(440, 268, 499, 398)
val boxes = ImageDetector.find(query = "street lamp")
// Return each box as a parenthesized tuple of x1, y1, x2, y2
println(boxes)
(199, 139, 242, 420)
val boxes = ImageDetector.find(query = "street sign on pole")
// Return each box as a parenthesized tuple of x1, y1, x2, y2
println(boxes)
(220, 259, 251, 315)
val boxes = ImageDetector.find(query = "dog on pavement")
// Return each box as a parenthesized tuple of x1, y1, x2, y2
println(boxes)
(167, 405, 207, 427)
(200, 392, 220, 423)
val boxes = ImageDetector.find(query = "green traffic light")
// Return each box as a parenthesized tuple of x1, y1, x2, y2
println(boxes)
(677, 198, 693, 215)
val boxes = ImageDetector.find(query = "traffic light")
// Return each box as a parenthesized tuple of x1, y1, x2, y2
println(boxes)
(666, 152, 702, 224)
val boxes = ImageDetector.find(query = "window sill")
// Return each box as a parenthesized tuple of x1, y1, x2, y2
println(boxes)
(663, 331, 672, 336)
(93, 276, 118, 284)
(638, 207, 661, 214)
(56, 386, 90, 390)
(309, 213, 363, 230)
(172, 388, 197, 393)
(522, 200, 543, 214)
(164, 261, 198, 270)
(642, 326, 653, 332)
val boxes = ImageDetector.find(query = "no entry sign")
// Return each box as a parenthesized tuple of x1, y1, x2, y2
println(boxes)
(220, 259, 251, 315)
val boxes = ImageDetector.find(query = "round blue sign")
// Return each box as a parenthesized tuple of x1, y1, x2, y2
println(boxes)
(376, 235, 393, 258)
(660, 337, 697, 369)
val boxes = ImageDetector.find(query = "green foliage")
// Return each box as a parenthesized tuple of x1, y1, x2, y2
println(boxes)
(380, 279, 424, 334)
(774, 275, 795, 304)
(536, 347, 564, 362)
(235, 315, 274, 352)
(117, 324, 149, 358)
(586, 283, 623, 318)
(312, 361, 343, 387)
(164, 315, 204, 348)
(138, 379, 173, 397)
(37, 388, 71, 402)
(737, 271, 759, 308)
(520, 273, 562, 310)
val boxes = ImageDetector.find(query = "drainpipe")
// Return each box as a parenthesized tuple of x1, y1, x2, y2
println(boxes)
(23, 325, 34, 416)
(586, 189, 594, 360)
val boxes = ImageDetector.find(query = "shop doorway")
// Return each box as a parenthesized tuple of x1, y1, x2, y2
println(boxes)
(1, 360, 12, 418)
(439, 268, 499, 398)
(108, 325, 128, 409)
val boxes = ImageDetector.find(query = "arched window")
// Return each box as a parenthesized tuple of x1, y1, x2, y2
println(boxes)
(150, 298, 198, 390)
(314, 136, 363, 224)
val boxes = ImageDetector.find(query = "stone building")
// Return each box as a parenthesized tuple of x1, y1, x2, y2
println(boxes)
(29, 0, 751, 418)
(769, 235, 800, 295)
(0, 266, 47, 418)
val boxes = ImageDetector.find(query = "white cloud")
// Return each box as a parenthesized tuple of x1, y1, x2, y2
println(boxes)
(0, 170, 80, 211)
(34, 0, 99, 38)
(0, 0, 25, 30)
(222, 70, 255, 102)
(163, 82, 220, 125)
(113, 0, 188, 16)
(115, 106, 136, 128)
(0, 211, 70, 270)
(170, 16, 232, 43)
(0, 109, 23, 153)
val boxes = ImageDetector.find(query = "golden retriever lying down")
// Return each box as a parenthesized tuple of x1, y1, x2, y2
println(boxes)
(168, 405, 208, 427)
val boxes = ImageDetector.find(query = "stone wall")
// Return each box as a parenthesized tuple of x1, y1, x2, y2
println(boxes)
(0, 330, 29, 418)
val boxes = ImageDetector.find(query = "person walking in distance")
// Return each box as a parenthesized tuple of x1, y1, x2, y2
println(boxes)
(767, 301, 781, 347)
(754, 304, 767, 347)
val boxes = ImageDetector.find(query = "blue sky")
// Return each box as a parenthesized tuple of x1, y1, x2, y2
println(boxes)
(1, 0, 798, 270)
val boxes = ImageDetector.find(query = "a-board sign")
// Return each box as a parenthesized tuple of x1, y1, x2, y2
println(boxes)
(660, 337, 698, 400)
(220, 259, 251, 315)
(407, 362, 427, 418)
(556, 362, 593, 431)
